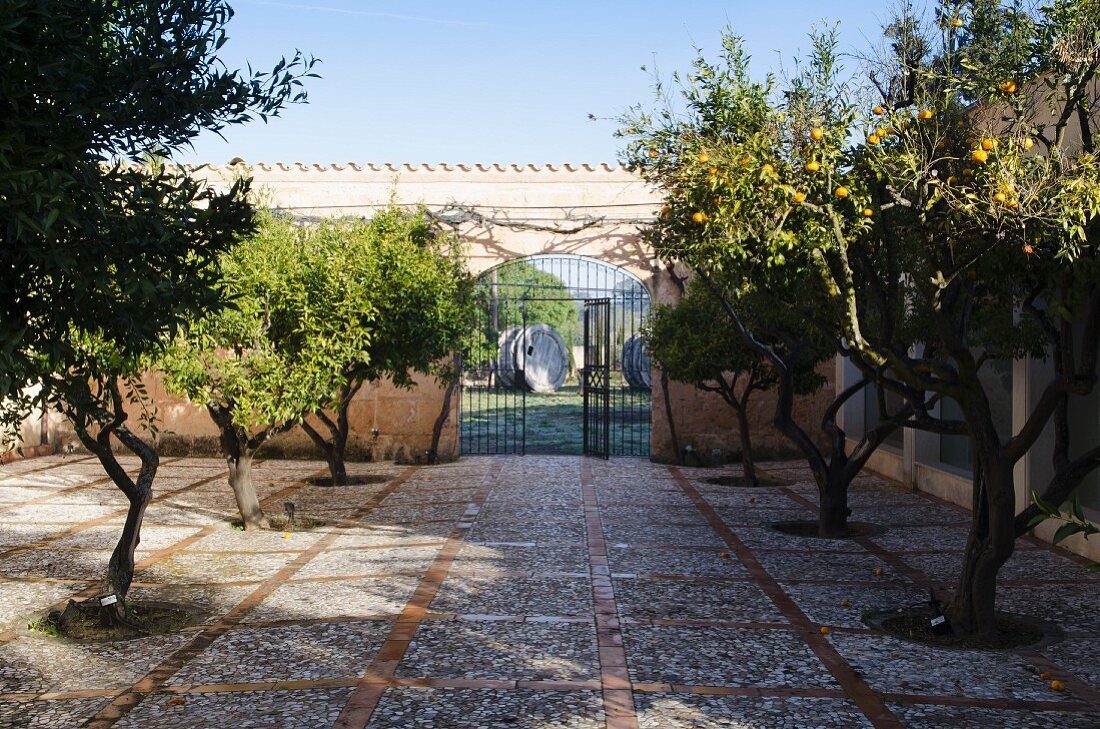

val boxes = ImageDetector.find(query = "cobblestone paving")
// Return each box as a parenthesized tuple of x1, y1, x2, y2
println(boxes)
(0, 454, 1096, 728)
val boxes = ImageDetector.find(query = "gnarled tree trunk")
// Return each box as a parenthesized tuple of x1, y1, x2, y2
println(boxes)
(208, 404, 271, 530)
(65, 381, 158, 626)
(301, 378, 361, 486)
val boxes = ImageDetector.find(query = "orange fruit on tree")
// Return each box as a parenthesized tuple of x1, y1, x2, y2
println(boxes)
(993, 191, 1007, 204)
(1023, 137, 1035, 150)
(981, 138, 997, 151)
(1023, 243, 1034, 254)
(648, 148, 659, 159)
(762, 163, 775, 175)
(806, 160, 821, 173)
(810, 127, 825, 141)
(917, 109, 934, 121)
(740, 155, 752, 166)
(867, 134, 880, 145)
(660, 204, 671, 217)
(696, 153, 709, 163)
(863, 208, 874, 217)
(971, 149, 989, 164)
(708, 166, 718, 175)
(1000, 80, 1018, 94)
(877, 127, 889, 137)
(792, 191, 807, 204)
(692, 211, 707, 223)
(952, 17, 964, 27)
(835, 186, 850, 198)
(873, 105, 885, 115)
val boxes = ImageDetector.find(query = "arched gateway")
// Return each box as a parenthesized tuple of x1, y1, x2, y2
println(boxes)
(462, 254, 652, 457)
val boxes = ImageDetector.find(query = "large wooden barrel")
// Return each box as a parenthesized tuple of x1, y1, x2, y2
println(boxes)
(495, 326, 524, 389)
(515, 324, 569, 392)
(496, 324, 569, 392)
(621, 334, 652, 390)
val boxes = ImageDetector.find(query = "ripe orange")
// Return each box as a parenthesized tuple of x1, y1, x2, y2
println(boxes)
(835, 186, 850, 199)
(692, 211, 707, 223)
(867, 134, 880, 145)
(981, 138, 997, 151)
(863, 208, 874, 217)
(1023, 137, 1035, 150)
(993, 192, 1007, 204)
(819, 626, 831, 635)
(792, 191, 807, 204)
(971, 149, 989, 164)
(740, 155, 753, 166)
(1023, 243, 1034, 254)
(648, 148, 659, 159)
(952, 17, 964, 28)
(877, 127, 889, 137)
(873, 105, 885, 115)
(917, 110, 934, 121)
(697, 153, 709, 164)
(806, 160, 821, 173)
(1051, 680, 1066, 692)
(1000, 80, 1018, 94)
(762, 163, 775, 175)
(660, 204, 671, 217)
(810, 127, 825, 141)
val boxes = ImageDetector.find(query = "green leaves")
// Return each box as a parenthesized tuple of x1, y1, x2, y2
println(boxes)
(1, 0, 317, 439)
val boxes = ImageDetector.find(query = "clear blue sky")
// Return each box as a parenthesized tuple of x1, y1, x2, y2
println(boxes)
(177, 1, 898, 166)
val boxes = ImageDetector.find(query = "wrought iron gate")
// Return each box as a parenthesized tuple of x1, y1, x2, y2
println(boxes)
(583, 299, 611, 458)
(459, 254, 651, 456)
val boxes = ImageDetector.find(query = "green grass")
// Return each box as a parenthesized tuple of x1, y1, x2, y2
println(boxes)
(461, 384, 650, 455)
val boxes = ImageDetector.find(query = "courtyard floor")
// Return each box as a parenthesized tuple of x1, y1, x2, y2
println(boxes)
(0, 455, 1097, 728)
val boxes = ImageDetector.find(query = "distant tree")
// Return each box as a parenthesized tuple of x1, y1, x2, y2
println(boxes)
(485, 262, 579, 356)
(161, 211, 369, 529)
(645, 280, 826, 485)
(0, 0, 316, 625)
(298, 208, 475, 484)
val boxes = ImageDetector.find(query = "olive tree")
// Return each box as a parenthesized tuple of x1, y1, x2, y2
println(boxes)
(162, 211, 372, 529)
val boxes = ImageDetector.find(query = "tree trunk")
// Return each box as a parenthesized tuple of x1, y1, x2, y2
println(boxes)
(947, 448, 1016, 639)
(227, 452, 267, 530)
(733, 403, 758, 487)
(818, 472, 851, 537)
(66, 381, 158, 627)
(429, 356, 460, 465)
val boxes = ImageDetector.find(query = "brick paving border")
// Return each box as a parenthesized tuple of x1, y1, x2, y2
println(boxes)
(669, 466, 905, 728)
(333, 460, 503, 728)
(582, 459, 639, 729)
(82, 466, 413, 728)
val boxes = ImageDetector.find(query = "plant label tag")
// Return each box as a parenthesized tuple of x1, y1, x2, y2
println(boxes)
(930, 615, 945, 627)
(100, 594, 118, 606)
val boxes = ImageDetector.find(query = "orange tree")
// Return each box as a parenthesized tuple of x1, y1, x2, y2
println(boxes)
(644, 279, 829, 486)
(620, 30, 911, 538)
(621, 0, 1100, 639)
